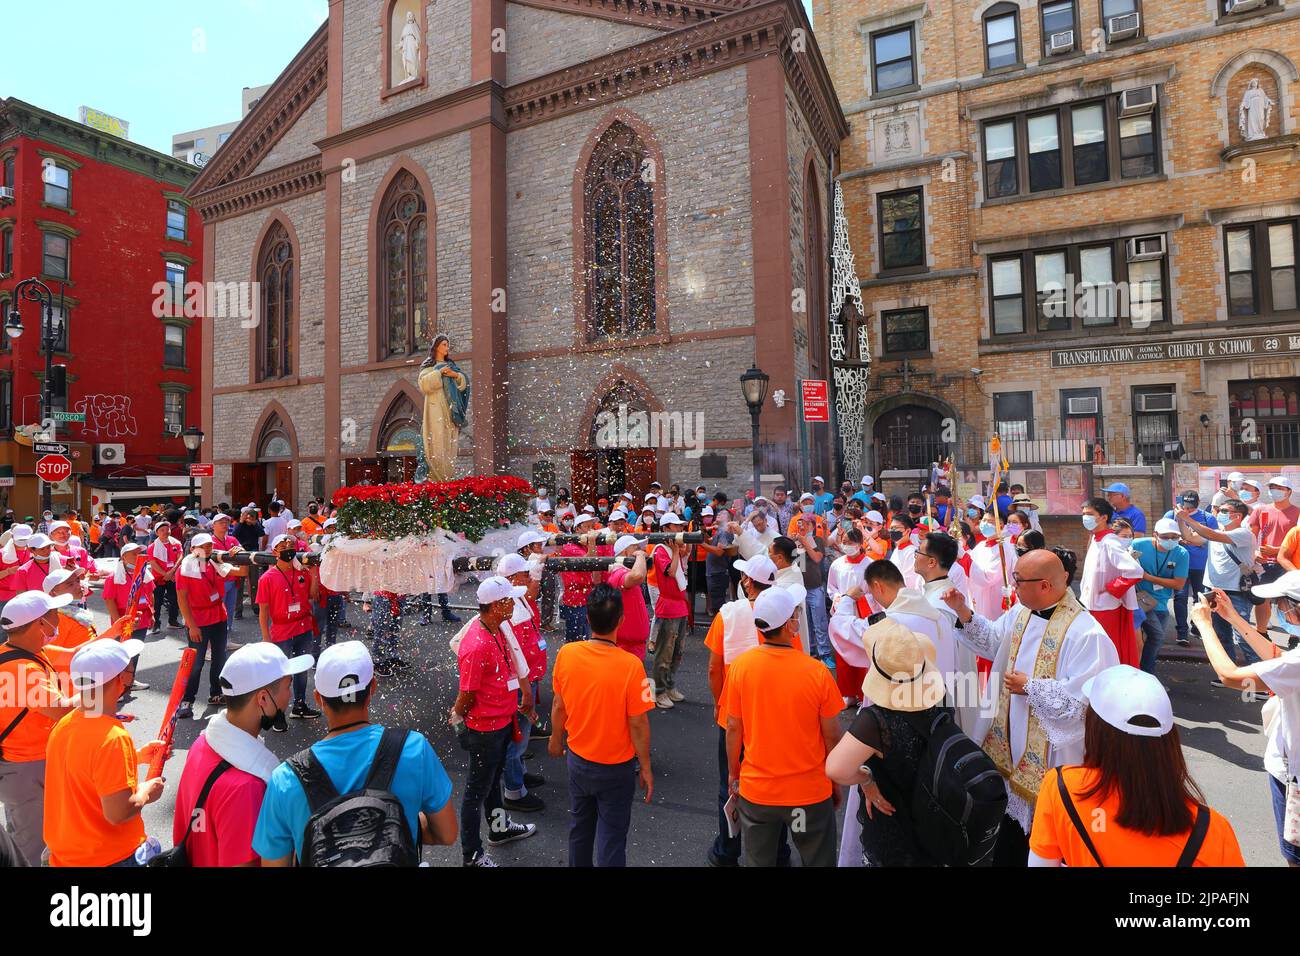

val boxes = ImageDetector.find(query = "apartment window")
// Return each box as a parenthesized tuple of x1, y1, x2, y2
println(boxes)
(1220, 0, 1277, 14)
(990, 255, 1025, 333)
(984, 120, 1018, 198)
(166, 200, 188, 241)
(1230, 378, 1300, 460)
(165, 261, 186, 307)
(1035, 250, 1069, 331)
(0, 228, 11, 275)
(164, 325, 185, 367)
(42, 232, 68, 279)
(1078, 244, 1117, 326)
(994, 392, 1034, 441)
(1128, 257, 1165, 325)
(878, 188, 924, 272)
(1027, 113, 1063, 192)
(1040, 1, 1077, 56)
(42, 163, 70, 207)
(194, 138, 206, 150)
(1225, 219, 1298, 316)
(871, 26, 915, 94)
(1133, 385, 1176, 460)
(2, 154, 13, 189)
(0, 375, 10, 433)
(1061, 387, 1103, 442)
(1102, 0, 1141, 28)
(981, 93, 1158, 200)
(217, 132, 231, 146)
(880, 308, 930, 357)
(984, 5, 1021, 71)
(1071, 103, 1109, 186)
(163, 391, 185, 434)
(45, 306, 69, 352)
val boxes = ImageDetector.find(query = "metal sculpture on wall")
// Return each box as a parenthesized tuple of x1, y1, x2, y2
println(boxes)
(828, 181, 870, 480)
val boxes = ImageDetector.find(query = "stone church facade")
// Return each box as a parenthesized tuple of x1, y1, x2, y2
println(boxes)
(190, 0, 847, 510)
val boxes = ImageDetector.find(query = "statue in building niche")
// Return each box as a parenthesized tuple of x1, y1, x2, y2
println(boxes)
(396, 10, 422, 84)
(1238, 78, 1275, 142)
(416, 334, 469, 483)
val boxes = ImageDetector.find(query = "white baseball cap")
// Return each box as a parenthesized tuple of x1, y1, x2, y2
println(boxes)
(26, 533, 51, 550)
(613, 534, 646, 556)
(41, 568, 77, 595)
(189, 533, 214, 550)
(1251, 568, 1300, 600)
(573, 513, 595, 528)
(477, 575, 527, 604)
(315, 641, 373, 700)
(2, 590, 72, 628)
(69, 637, 145, 691)
(269, 533, 295, 551)
(220, 642, 313, 697)
(861, 475, 874, 486)
(1270, 475, 1293, 490)
(1226, 471, 1245, 483)
(323, 517, 337, 528)
(813, 476, 825, 484)
(733, 554, 777, 586)
(1082, 664, 1174, 738)
(608, 509, 628, 522)
(120, 542, 143, 556)
(1242, 477, 1263, 490)
(287, 519, 303, 530)
(154, 520, 172, 531)
(496, 553, 531, 578)
(583, 505, 596, 514)
(517, 529, 548, 549)
(9, 524, 32, 543)
(701, 506, 715, 517)
(47, 521, 70, 534)
(799, 492, 815, 502)
(640, 503, 655, 514)
(968, 495, 988, 510)
(1154, 517, 1181, 536)
(752, 587, 798, 631)
(211, 513, 233, 524)
(659, 512, 685, 527)
(864, 510, 885, 524)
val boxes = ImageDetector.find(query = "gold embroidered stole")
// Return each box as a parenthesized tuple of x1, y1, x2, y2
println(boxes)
(981, 590, 1082, 803)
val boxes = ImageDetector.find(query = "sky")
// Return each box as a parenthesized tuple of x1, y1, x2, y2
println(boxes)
(1, 0, 815, 157)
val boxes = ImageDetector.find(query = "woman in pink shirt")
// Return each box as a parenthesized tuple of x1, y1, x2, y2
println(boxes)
(0, 523, 32, 612)
(101, 542, 157, 633)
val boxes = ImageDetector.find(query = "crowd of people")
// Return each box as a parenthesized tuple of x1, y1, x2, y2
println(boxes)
(0, 470, 1296, 868)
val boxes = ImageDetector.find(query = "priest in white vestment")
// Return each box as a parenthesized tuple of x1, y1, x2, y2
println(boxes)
(940, 549, 1119, 864)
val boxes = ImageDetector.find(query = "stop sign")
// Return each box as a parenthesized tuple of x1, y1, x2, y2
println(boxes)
(36, 455, 72, 483)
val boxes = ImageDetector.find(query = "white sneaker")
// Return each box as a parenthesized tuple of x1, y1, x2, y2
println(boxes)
(667, 688, 685, 703)
(655, 692, 675, 709)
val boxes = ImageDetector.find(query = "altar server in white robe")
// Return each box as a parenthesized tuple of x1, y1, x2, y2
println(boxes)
(827, 527, 872, 608)
(940, 548, 1119, 866)
(887, 514, 922, 590)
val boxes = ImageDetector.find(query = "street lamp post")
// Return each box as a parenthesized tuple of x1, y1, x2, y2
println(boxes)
(182, 426, 205, 511)
(6, 278, 64, 517)
(740, 365, 770, 500)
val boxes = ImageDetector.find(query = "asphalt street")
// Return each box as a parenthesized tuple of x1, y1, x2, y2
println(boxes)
(107, 589, 1287, 867)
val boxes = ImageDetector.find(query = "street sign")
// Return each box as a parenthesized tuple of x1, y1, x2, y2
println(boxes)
(33, 441, 69, 456)
(36, 455, 72, 484)
(801, 380, 830, 422)
(189, 463, 214, 478)
(52, 411, 85, 423)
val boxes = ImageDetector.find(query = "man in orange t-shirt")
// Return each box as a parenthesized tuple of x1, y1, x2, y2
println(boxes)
(44, 637, 166, 867)
(0, 591, 81, 864)
(725, 587, 843, 867)
(549, 583, 653, 867)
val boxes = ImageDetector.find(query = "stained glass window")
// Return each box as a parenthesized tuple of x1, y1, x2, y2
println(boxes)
(380, 172, 430, 358)
(258, 223, 293, 380)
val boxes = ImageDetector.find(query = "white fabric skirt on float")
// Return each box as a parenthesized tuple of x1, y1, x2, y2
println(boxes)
(318, 523, 535, 595)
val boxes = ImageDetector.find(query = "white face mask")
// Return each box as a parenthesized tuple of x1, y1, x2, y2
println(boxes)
(1082, 514, 1099, 531)
(978, 521, 996, 538)
(1240, 490, 1256, 503)
(843, 545, 860, 556)
(1117, 535, 1133, 544)
(1157, 538, 1179, 551)
(1270, 488, 1289, 502)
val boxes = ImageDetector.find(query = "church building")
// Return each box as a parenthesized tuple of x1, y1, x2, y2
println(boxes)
(189, 0, 847, 509)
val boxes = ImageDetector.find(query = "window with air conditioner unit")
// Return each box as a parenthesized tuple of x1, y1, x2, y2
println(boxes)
(1041, 1, 1077, 56)
(1107, 11, 1141, 40)
(1127, 234, 1165, 261)
(0, 186, 13, 202)
(1067, 396, 1099, 415)
(1136, 391, 1176, 413)
(1224, 0, 1267, 14)
(1118, 86, 1156, 116)
(1048, 30, 1075, 54)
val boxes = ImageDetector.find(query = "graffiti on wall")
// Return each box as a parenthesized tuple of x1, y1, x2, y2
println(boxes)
(74, 394, 139, 440)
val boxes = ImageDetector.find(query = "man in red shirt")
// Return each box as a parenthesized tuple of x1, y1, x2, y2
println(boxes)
(604, 535, 649, 660)
(650, 513, 691, 708)
(1248, 475, 1300, 634)
(176, 534, 235, 720)
(451, 576, 538, 866)
(558, 513, 600, 643)
(255, 534, 320, 721)
(172, 642, 311, 864)
(147, 521, 183, 633)
(496, 553, 549, 813)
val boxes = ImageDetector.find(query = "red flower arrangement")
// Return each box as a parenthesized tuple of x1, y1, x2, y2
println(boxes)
(331, 475, 533, 541)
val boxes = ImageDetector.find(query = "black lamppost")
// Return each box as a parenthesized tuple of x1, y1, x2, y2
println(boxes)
(182, 425, 205, 511)
(6, 278, 65, 517)
(740, 365, 770, 499)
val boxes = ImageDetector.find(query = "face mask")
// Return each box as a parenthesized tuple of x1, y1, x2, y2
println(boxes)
(966, 507, 980, 519)
(889, 529, 904, 542)
(1270, 488, 1289, 502)
(908, 505, 922, 515)
(1015, 548, 1030, 558)
(802, 505, 814, 514)
(1281, 619, 1300, 637)
(843, 545, 860, 556)
(1082, 514, 1099, 531)
(1157, 538, 1178, 551)
(1118, 535, 1133, 544)
(1216, 511, 1233, 522)
(1241, 491, 1256, 503)
(979, 521, 996, 538)
(258, 693, 285, 733)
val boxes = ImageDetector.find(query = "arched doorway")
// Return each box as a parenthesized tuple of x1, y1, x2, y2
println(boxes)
(345, 392, 421, 486)
(256, 415, 294, 501)
(573, 379, 657, 504)
(871, 401, 950, 471)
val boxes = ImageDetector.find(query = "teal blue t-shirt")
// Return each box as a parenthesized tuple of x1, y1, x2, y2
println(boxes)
(252, 725, 453, 861)
(1132, 537, 1189, 604)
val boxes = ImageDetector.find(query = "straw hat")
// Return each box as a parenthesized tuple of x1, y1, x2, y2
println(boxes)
(861, 619, 946, 712)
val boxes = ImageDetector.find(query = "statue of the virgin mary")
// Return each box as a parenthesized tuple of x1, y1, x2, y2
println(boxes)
(416, 334, 469, 483)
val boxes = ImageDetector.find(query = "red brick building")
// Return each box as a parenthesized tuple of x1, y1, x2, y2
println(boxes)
(0, 99, 203, 516)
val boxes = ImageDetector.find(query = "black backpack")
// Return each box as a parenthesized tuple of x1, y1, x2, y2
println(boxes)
(286, 727, 419, 867)
(897, 708, 1007, 867)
